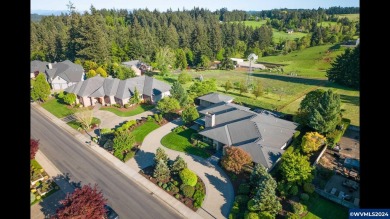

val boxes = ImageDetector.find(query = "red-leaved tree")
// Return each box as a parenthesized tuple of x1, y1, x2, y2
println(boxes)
(54, 184, 107, 219)
(221, 146, 252, 174)
(30, 138, 39, 160)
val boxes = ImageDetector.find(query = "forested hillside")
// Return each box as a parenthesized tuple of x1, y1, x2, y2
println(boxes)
(31, 6, 359, 67)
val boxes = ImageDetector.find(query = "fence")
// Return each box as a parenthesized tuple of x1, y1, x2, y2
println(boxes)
(315, 188, 358, 208)
(313, 145, 328, 166)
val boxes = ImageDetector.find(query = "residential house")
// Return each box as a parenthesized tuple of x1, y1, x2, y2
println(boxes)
(30, 60, 49, 78)
(122, 60, 152, 76)
(195, 93, 299, 171)
(196, 92, 234, 108)
(286, 29, 294, 34)
(65, 75, 171, 107)
(44, 60, 85, 90)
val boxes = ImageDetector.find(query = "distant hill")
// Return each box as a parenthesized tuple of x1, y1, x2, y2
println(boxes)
(31, 13, 45, 22)
(31, 10, 69, 16)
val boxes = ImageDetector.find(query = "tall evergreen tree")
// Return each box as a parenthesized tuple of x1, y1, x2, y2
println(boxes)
(326, 45, 360, 89)
(31, 73, 51, 102)
(252, 174, 282, 216)
(170, 81, 189, 107)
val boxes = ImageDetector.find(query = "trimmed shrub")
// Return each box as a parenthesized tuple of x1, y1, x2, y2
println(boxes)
(231, 201, 240, 213)
(175, 194, 180, 199)
(289, 185, 299, 196)
(179, 168, 197, 186)
(173, 125, 186, 133)
(36, 195, 41, 200)
(162, 183, 167, 189)
(180, 185, 195, 198)
(247, 199, 260, 212)
(171, 185, 179, 193)
(147, 115, 154, 121)
(235, 195, 250, 207)
(238, 184, 250, 195)
(303, 183, 315, 194)
(157, 182, 163, 187)
(229, 213, 237, 219)
(195, 182, 205, 192)
(112, 103, 121, 108)
(258, 211, 276, 219)
(124, 103, 130, 108)
(173, 180, 179, 186)
(292, 202, 306, 215)
(300, 193, 310, 201)
(193, 190, 206, 208)
(244, 211, 259, 219)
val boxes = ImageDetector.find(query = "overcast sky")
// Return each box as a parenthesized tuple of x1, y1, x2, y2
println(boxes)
(31, 0, 360, 12)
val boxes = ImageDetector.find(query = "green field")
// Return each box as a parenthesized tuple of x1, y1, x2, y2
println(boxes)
(272, 29, 308, 43)
(233, 20, 267, 28)
(40, 97, 76, 118)
(259, 45, 347, 78)
(303, 195, 349, 219)
(337, 14, 360, 21)
(319, 21, 337, 27)
(99, 104, 155, 117)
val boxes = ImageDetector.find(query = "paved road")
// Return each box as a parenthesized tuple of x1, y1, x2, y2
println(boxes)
(31, 108, 183, 219)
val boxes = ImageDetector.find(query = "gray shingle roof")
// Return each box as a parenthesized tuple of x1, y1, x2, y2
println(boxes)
(199, 102, 250, 115)
(197, 92, 233, 104)
(65, 75, 171, 101)
(122, 60, 140, 67)
(45, 60, 84, 83)
(198, 107, 298, 169)
(31, 60, 49, 73)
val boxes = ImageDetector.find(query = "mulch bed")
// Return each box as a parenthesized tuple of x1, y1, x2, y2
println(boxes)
(139, 165, 205, 211)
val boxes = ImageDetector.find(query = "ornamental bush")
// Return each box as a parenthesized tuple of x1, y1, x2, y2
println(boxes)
(180, 185, 195, 198)
(179, 168, 197, 186)
(303, 183, 315, 194)
(238, 183, 250, 195)
(300, 193, 310, 201)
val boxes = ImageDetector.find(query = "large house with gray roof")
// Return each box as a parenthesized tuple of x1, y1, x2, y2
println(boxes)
(31, 60, 85, 90)
(65, 75, 171, 107)
(196, 93, 298, 171)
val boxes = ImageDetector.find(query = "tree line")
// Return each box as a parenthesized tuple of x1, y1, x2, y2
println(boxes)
(31, 6, 359, 69)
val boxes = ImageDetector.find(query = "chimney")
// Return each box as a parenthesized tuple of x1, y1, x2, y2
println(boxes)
(205, 112, 215, 128)
(48, 63, 52, 69)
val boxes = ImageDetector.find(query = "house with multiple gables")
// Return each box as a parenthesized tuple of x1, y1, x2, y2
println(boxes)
(195, 92, 299, 171)
(65, 75, 171, 107)
(122, 60, 152, 76)
(30, 60, 85, 90)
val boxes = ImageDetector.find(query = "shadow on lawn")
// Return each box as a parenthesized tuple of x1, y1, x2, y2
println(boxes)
(132, 149, 155, 169)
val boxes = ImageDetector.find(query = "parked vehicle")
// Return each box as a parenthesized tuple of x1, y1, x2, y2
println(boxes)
(104, 205, 119, 219)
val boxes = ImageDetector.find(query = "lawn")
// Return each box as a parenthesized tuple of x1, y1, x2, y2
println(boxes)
(132, 121, 160, 143)
(272, 29, 308, 43)
(67, 117, 101, 130)
(161, 129, 211, 158)
(41, 97, 76, 118)
(259, 44, 347, 78)
(303, 195, 349, 219)
(319, 21, 337, 27)
(232, 20, 267, 28)
(153, 68, 359, 126)
(100, 104, 155, 117)
(337, 14, 359, 21)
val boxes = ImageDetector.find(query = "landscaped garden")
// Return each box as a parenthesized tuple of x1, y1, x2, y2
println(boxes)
(31, 159, 60, 205)
(100, 104, 155, 117)
(67, 117, 101, 131)
(139, 147, 206, 210)
(161, 126, 213, 158)
(98, 113, 168, 162)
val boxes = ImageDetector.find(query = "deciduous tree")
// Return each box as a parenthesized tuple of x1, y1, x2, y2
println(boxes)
(221, 146, 252, 174)
(95, 66, 108, 77)
(30, 138, 39, 160)
(224, 80, 233, 93)
(63, 93, 76, 106)
(157, 97, 180, 114)
(279, 152, 313, 185)
(74, 109, 94, 130)
(177, 72, 192, 84)
(301, 132, 326, 154)
(170, 81, 189, 107)
(252, 80, 263, 99)
(181, 106, 199, 124)
(55, 184, 107, 219)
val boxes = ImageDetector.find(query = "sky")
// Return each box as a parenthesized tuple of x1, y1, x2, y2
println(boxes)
(31, 0, 360, 13)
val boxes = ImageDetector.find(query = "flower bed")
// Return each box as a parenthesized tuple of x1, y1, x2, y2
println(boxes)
(139, 165, 206, 211)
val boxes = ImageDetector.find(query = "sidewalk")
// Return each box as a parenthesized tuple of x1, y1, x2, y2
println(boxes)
(31, 103, 203, 219)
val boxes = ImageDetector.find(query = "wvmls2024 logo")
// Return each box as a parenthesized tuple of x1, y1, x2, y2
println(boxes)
(349, 209, 390, 218)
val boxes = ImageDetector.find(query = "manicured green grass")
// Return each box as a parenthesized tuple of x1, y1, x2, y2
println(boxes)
(100, 104, 155, 117)
(259, 44, 347, 78)
(41, 97, 76, 118)
(161, 129, 211, 158)
(232, 20, 267, 28)
(272, 29, 308, 43)
(31, 159, 43, 169)
(31, 182, 61, 206)
(337, 14, 360, 21)
(303, 195, 349, 219)
(319, 21, 337, 27)
(132, 121, 160, 143)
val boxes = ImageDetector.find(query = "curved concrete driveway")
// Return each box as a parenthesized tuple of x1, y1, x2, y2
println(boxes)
(94, 109, 156, 129)
(127, 118, 234, 219)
